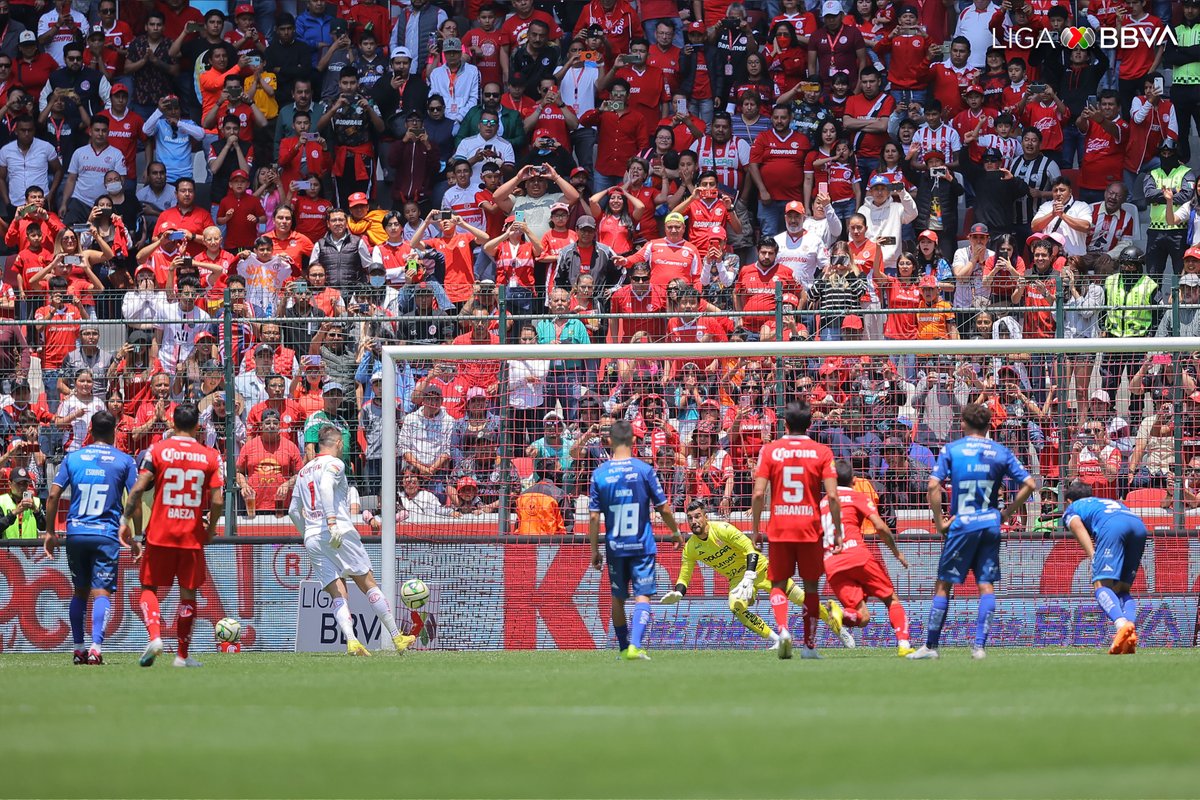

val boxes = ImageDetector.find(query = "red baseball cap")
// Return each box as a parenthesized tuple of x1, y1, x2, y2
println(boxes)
(347, 192, 369, 207)
(230, 169, 249, 181)
(784, 200, 805, 214)
(686, 21, 704, 32)
(1186, 245, 1200, 260)
(532, 128, 554, 141)
(235, 4, 255, 16)
(919, 274, 939, 288)
(842, 315, 863, 329)
(918, 230, 938, 243)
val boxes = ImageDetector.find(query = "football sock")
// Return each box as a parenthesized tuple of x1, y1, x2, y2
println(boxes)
(139, 589, 162, 641)
(974, 593, 996, 648)
(802, 593, 820, 649)
(770, 587, 789, 632)
(842, 607, 862, 626)
(176, 600, 196, 659)
(926, 594, 949, 649)
(91, 594, 110, 647)
(1095, 586, 1126, 626)
(629, 601, 651, 650)
(69, 595, 86, 646)
(1118, 592, 1137, 626)
(613, 623, 629, 652)
(733, 605, 773, 639)
(330, 597, 357, 642)
(888, 601, 910, 642)
(366, 587, 401, 638)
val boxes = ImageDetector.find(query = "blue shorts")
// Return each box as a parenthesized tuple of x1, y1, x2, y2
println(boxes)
(1092, 519, 1148, 585)
(607, 552, 657, 600)
(938, 527, 1002, 585)
(65, 535, 121, 593)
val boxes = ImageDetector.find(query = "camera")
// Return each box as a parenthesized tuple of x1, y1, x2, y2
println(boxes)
(439, 210, 453, 220)
(535, 164, 550, 175)
(181, 256, 193, 269)
(722, 16, 740, 30)
(1028, 83, 1046, 94)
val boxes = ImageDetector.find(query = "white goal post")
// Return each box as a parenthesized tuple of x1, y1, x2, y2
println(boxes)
(380, 336, 1200, 611)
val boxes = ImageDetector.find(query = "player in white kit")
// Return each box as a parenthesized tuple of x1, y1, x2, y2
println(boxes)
(289, 425, 415, 655)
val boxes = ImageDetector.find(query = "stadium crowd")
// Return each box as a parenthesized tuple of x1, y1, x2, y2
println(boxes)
(0, 0, 1199, 538)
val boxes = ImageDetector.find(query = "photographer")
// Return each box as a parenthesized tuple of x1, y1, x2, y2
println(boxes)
(316, 66, 384, 208)
(452, 108, 515, 185)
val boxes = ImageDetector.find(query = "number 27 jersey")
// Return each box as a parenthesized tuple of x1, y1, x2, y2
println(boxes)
(931, 435, 1029, 535)
(141, 436, 224, 549)
(754, 435, 835, 542)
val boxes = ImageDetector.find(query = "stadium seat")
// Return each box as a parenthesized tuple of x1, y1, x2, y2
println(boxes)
(1124, 488, 1168, 509)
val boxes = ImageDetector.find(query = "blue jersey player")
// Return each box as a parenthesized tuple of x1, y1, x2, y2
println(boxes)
(44, 411, 138, 665)
(1061, 481, 1148, 655)
(910, 403, 1036, 660)
(588, 420, 682, 661)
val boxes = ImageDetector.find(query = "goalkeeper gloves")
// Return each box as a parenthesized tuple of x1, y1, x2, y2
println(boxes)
(659, 591, 683, 605)
(732, 570, 756, 603)
(329, 523, 351, 549)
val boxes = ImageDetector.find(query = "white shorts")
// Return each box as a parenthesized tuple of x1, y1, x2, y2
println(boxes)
(304, 531, 373, 589)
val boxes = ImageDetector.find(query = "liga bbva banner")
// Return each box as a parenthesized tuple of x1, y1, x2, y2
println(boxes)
(0, 539, 1197, 653)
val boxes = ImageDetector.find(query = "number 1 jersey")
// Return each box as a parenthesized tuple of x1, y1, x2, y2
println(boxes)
(141, 436, 224, 549)
(754, 435, 835, 543)
(931, 435, 1029, 535)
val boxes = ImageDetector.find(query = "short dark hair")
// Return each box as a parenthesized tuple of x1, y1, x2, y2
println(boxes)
(784, 401, 812, 434)
(686, 499, 707, 513)
(1064, 480, 1094, 503)
(609, 419, 634, 448)
(90, 410, 117, 442)
(961, 402, 992, 434)
(834, 459, 854, 487)
(173, 403, 200, 432)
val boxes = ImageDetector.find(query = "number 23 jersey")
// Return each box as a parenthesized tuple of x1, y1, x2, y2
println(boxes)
(141, 436, 224, 549)
(754, 435, 835, 543)
(931, 435, 1029, 535)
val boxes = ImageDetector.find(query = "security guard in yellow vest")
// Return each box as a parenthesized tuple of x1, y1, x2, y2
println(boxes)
(1142, 139, 1196, 283)
(1101, 245, 1161, 397)
(0, 468, 45, 540)
(1164, 0, 1200, 163)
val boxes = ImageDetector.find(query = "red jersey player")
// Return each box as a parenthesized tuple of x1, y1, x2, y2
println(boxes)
(819, 460, 914, 656)
(119, 404, 224, 668)
(751, 400, 842, 659)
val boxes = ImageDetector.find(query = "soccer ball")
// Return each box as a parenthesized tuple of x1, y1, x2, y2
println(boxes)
(400, 578, 430, 610)
(215, 617, 241, 643)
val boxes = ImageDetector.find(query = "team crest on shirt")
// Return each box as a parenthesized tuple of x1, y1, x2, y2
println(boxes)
(481, 41, 497, 56)
(81, 80, 91, 91)
(840, 37, 847, 44)
(791, 141, 799, 148)
(911, 40, 921, 47)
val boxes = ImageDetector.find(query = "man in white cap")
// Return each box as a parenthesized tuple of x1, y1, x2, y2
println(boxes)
(857, 174, 917, 272)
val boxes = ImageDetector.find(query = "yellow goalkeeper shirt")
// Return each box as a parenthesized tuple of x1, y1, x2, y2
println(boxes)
(677, 521, 769, 588)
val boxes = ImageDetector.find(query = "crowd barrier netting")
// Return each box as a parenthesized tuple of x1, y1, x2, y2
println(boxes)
(7, 531, 1192, 655)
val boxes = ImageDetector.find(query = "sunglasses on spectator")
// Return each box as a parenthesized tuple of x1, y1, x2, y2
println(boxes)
(479, 120, 498, 126)
(483, 92, 501, 98)
(630, 275, 650, 283)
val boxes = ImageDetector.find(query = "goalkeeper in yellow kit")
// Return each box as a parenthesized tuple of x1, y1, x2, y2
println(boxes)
(660, 500, 855, 649)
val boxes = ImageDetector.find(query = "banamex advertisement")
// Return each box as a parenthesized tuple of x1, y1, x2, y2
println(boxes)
(0, 539, 1197, 653)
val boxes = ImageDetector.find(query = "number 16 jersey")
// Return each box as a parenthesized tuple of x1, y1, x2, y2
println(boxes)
(141, 436, 224, 549)
(754, 435, 835, 543)
(931, 435, 1029, 535)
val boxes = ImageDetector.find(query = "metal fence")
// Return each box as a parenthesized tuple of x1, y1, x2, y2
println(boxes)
(2, 279, 1199, 539)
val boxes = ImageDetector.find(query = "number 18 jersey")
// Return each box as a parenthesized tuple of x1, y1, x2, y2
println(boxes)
(141, 436, 224, 549)
(754, 435, 835, 542)
(931, 435, 1030, 535)
(589, 457, 667, 556)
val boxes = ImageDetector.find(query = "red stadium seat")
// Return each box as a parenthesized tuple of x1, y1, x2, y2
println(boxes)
(1124, 488, 1167, 509)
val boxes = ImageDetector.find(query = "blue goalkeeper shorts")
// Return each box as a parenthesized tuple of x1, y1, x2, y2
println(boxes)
(66, 535, 120, 593)
(608, 552, 657, 600)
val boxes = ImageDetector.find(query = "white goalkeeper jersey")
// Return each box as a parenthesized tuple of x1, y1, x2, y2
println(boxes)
(290, 454, 353, 540)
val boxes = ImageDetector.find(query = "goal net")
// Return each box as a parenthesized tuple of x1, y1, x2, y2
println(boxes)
(381, 337, 1200, 650)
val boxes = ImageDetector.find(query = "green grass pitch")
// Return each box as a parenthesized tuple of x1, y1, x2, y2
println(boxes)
(2, 648, 1198, 799)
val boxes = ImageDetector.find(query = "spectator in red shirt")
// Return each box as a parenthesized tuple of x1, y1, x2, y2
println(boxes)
(130, 372, 176, 452)
(808, 1, 869, 91)
(34, 275, 84, 413)
(236, 407, 303, 516)
(747, 103, 812, 236)
(216, 169, 267, 252)
(578, 79, 647, 193)
(5, 186, 64, 251)
(1076, 90, 1129, 203)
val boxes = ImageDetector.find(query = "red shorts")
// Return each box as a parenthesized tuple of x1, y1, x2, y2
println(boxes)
(827, 557, 896, 610)
(140, 544, 207, 591)
(767, 540, 824, 583)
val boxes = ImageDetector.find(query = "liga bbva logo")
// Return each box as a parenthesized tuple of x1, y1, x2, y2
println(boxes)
(995, 25, 1176, 50)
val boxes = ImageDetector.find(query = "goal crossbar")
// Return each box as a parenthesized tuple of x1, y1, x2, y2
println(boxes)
(380, 336, 1200, 611)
